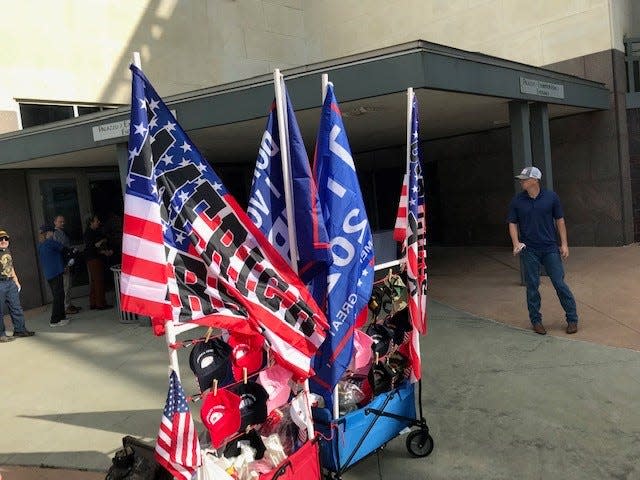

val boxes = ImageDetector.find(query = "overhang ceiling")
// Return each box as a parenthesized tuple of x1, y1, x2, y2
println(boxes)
(3, 88, 590, 169)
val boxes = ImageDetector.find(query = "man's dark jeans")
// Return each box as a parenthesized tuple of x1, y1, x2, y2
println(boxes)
(521, 248, 578, 325)
(0, 279, 27, 335)
(48, 274, 65, 323)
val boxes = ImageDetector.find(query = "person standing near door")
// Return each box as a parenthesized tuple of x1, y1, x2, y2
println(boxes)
(84, 214, 113, 310)
(53, 215, 81, 315)
(38, 225, 70, 327)
(507, 166, 579, 335)
(0, 229, 35, 341)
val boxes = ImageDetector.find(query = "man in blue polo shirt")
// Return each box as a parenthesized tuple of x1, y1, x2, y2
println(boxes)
(507, 166, 579, 335)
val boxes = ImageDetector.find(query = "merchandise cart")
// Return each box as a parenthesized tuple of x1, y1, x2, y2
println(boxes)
(313, 262, 433, 479)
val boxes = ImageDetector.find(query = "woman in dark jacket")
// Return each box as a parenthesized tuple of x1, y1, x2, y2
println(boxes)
(84, 214, 113, 310)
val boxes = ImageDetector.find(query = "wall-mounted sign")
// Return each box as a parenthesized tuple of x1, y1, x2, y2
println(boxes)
(520, 77, 565, 99)
(92, 119, 130, 142)
(92, 110, 176, 142)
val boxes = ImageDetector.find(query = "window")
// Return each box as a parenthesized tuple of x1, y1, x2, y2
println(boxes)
(18, 102, 120, 128)
(20, 104, 74, 128)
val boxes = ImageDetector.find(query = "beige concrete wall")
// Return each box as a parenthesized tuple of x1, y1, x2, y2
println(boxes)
(1, 0, 638, 135)
(0, 0, 309, 122)
(303, 0, 617, 68)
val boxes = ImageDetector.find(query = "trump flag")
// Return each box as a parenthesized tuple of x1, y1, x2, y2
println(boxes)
(247, 88, 331, 307)
(310, 83, 375, 410)
(121, 65, 328, 379)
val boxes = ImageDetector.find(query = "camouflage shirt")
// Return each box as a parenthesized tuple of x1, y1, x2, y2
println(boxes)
(0, 248, 15, 280)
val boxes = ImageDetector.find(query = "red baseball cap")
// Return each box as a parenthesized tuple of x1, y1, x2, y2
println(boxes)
(229, 333, 266, 381)
(200, 388, 241, 448)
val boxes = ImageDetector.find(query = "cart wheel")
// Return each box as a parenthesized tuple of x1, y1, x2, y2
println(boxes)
(406, 429, 434, 457)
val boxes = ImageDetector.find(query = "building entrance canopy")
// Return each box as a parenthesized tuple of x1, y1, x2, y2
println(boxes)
(0, 40, 609, 170)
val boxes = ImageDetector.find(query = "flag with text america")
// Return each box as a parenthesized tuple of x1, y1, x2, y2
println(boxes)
(396, 92, 427, 381)
(122, 65, 328, 378)
(247, 90, 331, 307)
(155, 370, 201, 480)
(310, 83, 375, 410)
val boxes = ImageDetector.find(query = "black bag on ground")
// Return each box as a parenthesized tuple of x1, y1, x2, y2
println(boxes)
(105, 436, 172, 480)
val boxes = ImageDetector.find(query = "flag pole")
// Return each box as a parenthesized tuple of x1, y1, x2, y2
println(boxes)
(132, 50, 180, 378)
(273, 69, 300, 273)
(406, 88, 413, 185)
(273, 69, 315, 438)
(322, 73, 342, 421)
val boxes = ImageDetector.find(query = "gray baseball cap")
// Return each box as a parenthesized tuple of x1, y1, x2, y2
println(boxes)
(515, 166, 542, 179)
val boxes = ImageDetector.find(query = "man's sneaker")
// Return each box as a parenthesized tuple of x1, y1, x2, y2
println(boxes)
(49, 319, 70, 327)
(13, 330, 35, 337)
(65, 306, 80, 314)
(566, 322, 578, 334)
(0, 335, 15, 343)
(532, 322, 547, 335)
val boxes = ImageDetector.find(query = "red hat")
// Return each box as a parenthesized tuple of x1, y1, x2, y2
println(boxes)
(229, 333, 266, 381)
(200, 388, 241, 448)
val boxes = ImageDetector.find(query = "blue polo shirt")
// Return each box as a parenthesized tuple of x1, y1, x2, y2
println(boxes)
(507, 189, 563, 252)
(38, 238, 65, 280)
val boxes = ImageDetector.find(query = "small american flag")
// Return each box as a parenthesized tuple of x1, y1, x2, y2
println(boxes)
(155, 370, 201, 480)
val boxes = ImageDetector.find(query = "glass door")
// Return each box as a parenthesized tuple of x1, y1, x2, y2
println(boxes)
(29, 172, 92, 302)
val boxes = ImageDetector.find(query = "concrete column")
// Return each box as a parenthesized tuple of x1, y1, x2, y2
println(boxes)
(509, 101, 532, 193)
(116, 142, 129, 197)
(530, 103, 553, 191)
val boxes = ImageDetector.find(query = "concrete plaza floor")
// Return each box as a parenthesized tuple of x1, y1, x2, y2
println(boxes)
(1, 246, 639, 479)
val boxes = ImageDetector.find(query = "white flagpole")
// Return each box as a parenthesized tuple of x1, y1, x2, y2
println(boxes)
(273, 69, 315, 438)
(273, 69, 300, 273)
(322, 73, 342, 421)
(406, 88, 413, 188)
(132, 50, 180, 378)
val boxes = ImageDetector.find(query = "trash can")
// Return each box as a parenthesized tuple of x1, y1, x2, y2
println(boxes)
(110, 264, 139, 324)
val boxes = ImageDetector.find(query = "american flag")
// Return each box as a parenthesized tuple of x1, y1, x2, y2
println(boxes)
(121, 65, 328, 379)
(394, 90, 427, 380)
(155, 370, 201, 480)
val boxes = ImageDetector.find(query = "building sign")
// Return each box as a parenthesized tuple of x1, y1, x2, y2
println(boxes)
(520, 77, 565, 99)
(92, 110, 176, 142)
(92, 119, 130, 142)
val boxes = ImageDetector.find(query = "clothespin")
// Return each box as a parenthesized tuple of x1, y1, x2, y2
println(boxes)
(243, 367, 248, 384)
(213, 379, 218, 396)
(204, 327, 213, 343)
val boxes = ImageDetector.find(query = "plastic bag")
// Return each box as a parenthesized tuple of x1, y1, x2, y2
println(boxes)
(196, 450, 234, 480)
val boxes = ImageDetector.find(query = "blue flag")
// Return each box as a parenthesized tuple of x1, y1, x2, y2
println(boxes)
(248, 90, 331, 306)
(310, 84, 375, 411)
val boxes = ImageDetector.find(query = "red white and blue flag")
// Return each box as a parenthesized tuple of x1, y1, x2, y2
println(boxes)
(247, 88, 331, 307)
(121, 65, 328, 379)
(309, 83, 375, 410)
(155, 370, 201, 480)
(394, 90, 427, 380)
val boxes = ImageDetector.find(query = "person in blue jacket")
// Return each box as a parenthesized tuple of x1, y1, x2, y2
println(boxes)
(507, 166, 579, 336)
(38, 225, 69, 327)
